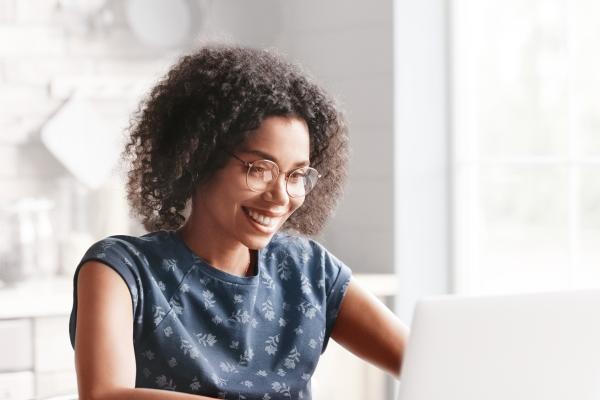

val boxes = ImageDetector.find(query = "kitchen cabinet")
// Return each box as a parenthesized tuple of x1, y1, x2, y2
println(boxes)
(0, 279, 76, 400)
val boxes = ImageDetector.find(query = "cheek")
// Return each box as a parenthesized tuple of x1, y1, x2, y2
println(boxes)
(288, 197, 305, 214)
(209, 171, 252, 204)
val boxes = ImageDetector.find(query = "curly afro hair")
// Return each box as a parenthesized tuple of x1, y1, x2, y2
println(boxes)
(122, 45, 349, 236)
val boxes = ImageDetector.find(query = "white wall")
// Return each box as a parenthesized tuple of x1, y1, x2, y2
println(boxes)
(280, 1, 395, 274)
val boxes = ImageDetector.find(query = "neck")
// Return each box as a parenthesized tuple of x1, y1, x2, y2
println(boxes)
(177, 220, 254, 277)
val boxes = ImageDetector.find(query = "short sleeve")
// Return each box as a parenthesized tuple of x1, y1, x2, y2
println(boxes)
(69, 236, 143, 348)
(320, 246, 352, 353)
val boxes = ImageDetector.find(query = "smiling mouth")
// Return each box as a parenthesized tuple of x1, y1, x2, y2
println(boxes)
(243, 207, 281, 228)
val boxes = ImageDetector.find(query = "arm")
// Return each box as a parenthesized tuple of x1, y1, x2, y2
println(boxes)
(330, 277, 409, 378)
(75, 261, 219, 400)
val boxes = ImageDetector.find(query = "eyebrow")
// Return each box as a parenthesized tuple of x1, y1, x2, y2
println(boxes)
(240, 149, 310, 168)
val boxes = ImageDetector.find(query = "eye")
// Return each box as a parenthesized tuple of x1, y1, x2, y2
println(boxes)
(248, 167, 267, 181)
(248, 161, 277, 181)
(288, 170, 306, 183)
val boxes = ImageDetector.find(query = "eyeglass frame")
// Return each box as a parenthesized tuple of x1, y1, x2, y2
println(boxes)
(229, 153, 321, 198)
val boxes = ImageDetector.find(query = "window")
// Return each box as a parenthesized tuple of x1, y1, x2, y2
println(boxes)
(452, 0, 600, 294)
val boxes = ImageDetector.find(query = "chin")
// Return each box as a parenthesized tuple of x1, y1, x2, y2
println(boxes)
(241, 222, 287, 249)
(243, 234, 276, 250)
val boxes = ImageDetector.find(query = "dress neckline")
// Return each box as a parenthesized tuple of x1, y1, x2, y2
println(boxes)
(167, 229, 262, 286)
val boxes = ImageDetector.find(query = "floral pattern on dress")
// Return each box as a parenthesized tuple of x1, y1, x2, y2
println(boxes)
(69, 231, 352, 400)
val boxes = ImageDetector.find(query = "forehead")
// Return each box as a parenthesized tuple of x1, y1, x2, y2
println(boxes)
(240, 116, 310, 163)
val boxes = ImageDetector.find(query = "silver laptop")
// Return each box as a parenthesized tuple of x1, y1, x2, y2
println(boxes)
(397, 289, 600, 400)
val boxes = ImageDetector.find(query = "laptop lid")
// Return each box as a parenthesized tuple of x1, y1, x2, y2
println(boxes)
(397, 290, 600, 400)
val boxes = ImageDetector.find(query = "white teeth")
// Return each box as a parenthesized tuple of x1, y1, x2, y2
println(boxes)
(247, 208, 275, 227)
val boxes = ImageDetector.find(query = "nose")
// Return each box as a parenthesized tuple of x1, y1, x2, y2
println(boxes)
(262, 174, 289, 205)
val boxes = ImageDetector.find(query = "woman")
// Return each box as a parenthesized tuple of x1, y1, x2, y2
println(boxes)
(70, 45, 408, 400)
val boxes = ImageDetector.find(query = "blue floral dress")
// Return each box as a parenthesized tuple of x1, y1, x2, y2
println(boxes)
(69, 230, 352, 399)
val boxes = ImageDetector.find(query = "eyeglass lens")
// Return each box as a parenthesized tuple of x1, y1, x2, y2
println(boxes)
(246, 160, 318, 197)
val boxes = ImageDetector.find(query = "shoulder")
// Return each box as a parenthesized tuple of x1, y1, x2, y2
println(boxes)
(264, 232, 351, 285)
(79, 230, 193, 296)
(265, 231, 330, 258)
(84, 230, 180, 268)
(264, 232, 324, 267)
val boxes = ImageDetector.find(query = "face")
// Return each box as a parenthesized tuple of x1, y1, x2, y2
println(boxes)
(193, 116, 310, 250)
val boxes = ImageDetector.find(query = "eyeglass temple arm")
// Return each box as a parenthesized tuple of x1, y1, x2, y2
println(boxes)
(230, 153, 251, 167)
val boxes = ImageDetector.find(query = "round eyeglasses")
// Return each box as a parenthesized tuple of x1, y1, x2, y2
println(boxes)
(230, 154, 321, 198)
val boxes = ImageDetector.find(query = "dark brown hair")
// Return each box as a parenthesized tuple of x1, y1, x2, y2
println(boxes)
(122, 45, 349, 236)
